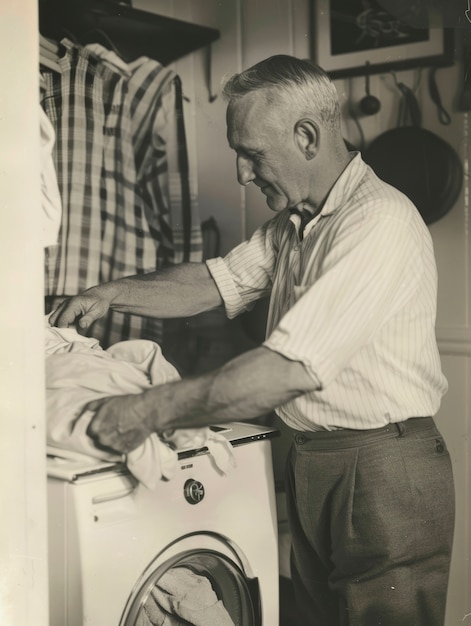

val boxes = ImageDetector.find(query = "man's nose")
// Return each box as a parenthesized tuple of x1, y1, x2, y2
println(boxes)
(237, 155, 255, 186)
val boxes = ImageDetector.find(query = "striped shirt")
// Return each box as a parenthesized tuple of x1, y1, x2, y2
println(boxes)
(206, 154, 448, 431)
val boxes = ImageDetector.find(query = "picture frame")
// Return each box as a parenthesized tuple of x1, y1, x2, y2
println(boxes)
(311, 0, 454, 79)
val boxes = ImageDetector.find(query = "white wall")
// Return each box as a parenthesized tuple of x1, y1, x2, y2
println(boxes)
(0, 2, 49, 625)
(136, 1, 471, 623)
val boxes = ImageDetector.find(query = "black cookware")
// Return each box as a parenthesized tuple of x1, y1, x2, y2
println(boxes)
(364, 78, 463, 225)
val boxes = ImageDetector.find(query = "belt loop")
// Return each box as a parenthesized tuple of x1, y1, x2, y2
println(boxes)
(395, 421, 406, 437)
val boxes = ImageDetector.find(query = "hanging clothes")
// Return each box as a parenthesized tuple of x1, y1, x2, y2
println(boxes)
(41, 39, 202, 346)
(39, 100, 61, 248)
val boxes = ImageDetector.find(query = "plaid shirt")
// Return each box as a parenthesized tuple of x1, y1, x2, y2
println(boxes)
(41, 40, 202, 345)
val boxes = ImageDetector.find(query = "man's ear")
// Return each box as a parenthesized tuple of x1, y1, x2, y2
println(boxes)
(294, 118, 319, 160)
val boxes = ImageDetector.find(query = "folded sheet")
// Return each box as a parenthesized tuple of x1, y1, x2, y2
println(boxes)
(45, 318, 235, 488)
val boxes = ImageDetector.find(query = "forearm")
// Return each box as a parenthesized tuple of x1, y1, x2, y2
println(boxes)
(99, 262, 223, 319)
(84, 346, 320, 454)
(139, 346, 319, 431)
(49, 261, 225, 329)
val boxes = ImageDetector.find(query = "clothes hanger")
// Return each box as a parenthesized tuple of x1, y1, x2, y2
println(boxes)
(40, 34, 59, 53)
(85, 27, 122, 58)
(39, 34, 61, 73)
(83, 28, 131, 75)
(40, 55, 61, 73)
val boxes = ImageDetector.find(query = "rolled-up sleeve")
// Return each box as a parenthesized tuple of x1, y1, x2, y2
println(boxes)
(206, 216, 281, 319)
(205, 257, 247, 319)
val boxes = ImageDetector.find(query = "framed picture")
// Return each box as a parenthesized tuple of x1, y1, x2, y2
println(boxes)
(312, 0, 454, 78)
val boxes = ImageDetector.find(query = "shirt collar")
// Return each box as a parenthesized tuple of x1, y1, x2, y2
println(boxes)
(319, 152, 366, 217)
(288, 152, 366, 237)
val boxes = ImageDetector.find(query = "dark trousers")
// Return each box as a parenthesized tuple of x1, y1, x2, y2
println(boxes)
(285, 417, 455, 626)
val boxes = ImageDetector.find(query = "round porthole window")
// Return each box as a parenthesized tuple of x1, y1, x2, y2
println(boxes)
(122, 549, 260, 626)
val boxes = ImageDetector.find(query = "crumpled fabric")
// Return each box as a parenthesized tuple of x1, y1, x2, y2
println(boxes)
(45, 318, 235, 488)
(136, 567, 234, 626)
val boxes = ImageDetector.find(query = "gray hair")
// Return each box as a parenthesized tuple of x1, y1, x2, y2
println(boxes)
(222, 55, 341, 132)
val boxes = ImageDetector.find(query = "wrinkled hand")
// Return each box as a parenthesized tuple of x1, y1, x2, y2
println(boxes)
(49, 286, 112, 330)
(86, 393, 153, 455)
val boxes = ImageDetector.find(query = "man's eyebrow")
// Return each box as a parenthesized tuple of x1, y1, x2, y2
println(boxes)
(229, 143, 262, 157)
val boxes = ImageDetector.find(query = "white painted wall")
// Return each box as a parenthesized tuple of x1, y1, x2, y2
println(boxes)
(0, 2, 49, 625)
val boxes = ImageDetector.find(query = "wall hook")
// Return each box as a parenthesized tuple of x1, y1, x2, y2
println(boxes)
(359, 61, 380, 115)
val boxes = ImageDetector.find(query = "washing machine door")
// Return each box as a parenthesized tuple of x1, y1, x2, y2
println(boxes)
(121, 547, 261, 626)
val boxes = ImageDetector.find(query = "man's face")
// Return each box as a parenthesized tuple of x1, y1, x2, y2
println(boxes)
(226, 92, 308, 212)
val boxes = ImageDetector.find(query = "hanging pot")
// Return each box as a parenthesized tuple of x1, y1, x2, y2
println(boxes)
(363, 79, 463, 225)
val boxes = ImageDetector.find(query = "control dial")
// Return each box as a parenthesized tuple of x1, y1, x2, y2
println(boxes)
(184, 479, 205, 505)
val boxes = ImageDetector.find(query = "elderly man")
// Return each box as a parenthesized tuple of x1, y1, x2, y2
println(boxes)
(50, 55, 454, 626)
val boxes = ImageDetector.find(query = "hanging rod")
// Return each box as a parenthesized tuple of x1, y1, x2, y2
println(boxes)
(38, 0, 220, 66)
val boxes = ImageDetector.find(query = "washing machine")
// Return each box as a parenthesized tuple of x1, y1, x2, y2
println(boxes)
(47, 422, 280, 625)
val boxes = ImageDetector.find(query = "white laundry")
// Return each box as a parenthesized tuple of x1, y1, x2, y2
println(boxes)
(39, 104, 62, 248)
(149, 567, 235, 626)
(45, 318, 235, 488)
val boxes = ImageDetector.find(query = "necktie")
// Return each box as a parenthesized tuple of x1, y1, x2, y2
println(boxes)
(289, 208, 314, 240)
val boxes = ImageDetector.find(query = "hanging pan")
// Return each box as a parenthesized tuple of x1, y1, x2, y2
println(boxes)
(363, 77, 463, 225)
